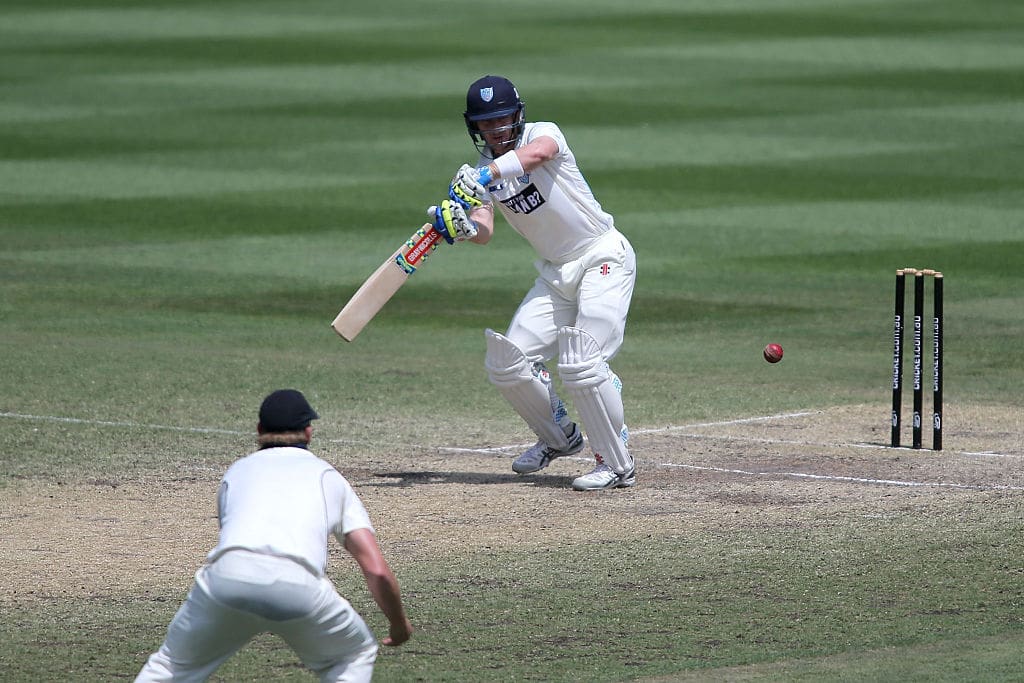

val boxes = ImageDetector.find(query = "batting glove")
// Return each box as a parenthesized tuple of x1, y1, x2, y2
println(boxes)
(428, 200, 478, 245)
(448, 164, 488, 210)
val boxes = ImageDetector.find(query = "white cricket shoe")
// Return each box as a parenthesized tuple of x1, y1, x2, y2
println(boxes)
(512, 424, 584, 474)
(571, 456, 636, 491)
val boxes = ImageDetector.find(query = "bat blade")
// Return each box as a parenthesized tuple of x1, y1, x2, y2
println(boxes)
(331, 223, 444, 341)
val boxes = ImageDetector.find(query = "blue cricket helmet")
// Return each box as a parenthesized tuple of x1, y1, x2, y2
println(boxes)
(464, 75, 526, 158)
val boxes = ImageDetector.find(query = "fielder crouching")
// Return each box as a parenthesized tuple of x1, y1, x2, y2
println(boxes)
(429, 75, 637, 491)
(134, 389, 412, 682)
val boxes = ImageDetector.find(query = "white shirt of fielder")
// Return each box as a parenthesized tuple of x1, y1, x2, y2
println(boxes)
(210, 446, 372, 575)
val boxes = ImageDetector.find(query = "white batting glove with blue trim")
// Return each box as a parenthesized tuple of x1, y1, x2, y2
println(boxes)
(449, 164, 488, 209)
(428, 200, 478, 244)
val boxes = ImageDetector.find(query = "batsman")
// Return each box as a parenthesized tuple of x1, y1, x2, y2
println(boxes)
(429, 75, 637, 491)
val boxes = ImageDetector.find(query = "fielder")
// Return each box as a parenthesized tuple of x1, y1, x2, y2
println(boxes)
(135, 389, 412, 682)
(429, 75, 637, 491)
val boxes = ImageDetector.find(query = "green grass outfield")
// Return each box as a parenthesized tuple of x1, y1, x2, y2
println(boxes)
(2, 0, 1023, 681)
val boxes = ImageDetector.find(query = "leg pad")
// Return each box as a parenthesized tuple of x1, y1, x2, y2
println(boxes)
(485, 329, 570, 450)
(558, 326, 631, 474)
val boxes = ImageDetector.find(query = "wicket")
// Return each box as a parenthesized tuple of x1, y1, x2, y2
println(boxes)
(891, 268, 943, 450)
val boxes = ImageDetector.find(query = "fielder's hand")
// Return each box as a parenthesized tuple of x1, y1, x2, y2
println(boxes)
(383, 618, 414, 647)
(428, 200, 478, 244)
(448, 163, 487, 209)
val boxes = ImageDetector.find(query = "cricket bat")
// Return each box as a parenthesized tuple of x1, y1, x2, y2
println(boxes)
(331, 223, 445, 341)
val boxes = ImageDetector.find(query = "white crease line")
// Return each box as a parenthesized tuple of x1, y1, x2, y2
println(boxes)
(442, 426, 1018, 461)
(675, 433, 1019, 459)
(1, 411, 373, 446)
(0, 408, 822, 442)
(444, 445, 525, 454)
(440, 410, 823, 455)
(665, 463, 1024, 491)
(0, 411, 245, 435)
(960, 450, 1022, 458)
(5, 408, 1019, 462)
(636, 410, 823, 433)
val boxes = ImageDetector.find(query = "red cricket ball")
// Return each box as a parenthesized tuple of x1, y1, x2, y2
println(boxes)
(763, 343, 784, 363)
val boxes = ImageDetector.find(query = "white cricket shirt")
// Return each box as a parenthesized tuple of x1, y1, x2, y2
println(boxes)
(207, 446, 373, 576)
(479, 121, 615, 265)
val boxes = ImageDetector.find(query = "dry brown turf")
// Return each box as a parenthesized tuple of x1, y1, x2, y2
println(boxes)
(2, 402, 1021, 608)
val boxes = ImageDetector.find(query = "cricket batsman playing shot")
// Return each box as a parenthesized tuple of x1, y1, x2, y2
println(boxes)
(427, 74, 637, 491)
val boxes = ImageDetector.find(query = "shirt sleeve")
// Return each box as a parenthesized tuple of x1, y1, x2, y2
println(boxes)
(324, 468, 374, 540)
(525, 121, 566, 156)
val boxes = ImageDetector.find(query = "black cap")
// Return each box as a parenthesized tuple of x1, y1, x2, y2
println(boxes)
(259, 389, 319, 432)
(465, 75, 523, 122)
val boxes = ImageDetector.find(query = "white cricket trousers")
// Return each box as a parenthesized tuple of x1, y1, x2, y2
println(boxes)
(507, 228, 636, 362)
(135, 549, 378, 683)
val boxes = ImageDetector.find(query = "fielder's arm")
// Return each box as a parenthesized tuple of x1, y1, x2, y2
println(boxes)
(344, 528, 413, 646)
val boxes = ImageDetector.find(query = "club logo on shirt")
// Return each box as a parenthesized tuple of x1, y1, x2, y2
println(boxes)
(500, 182, 546, 215)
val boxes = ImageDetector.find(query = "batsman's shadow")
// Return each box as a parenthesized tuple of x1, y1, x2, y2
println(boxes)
(369, 470, 573, 489)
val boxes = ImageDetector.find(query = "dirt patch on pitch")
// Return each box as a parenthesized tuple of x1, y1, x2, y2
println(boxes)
(1, 402, 1020, 603)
